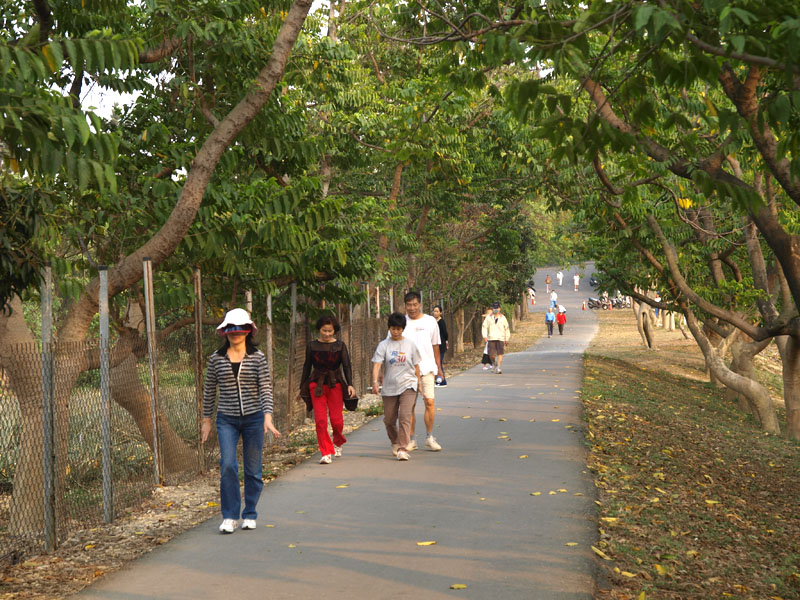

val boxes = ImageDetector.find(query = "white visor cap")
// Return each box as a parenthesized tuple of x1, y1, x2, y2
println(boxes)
(216, 308, 257, 334)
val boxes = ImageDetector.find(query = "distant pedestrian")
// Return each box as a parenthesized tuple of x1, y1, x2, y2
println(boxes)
(299, 314, 356, 465)
(557, 270, 563, 286)
(556, 309, 566, 335)
(202, 308, 281, 534)
(545, 307, 556, 338)
(398, 292, 443, 451)
(545, 274, 552, 293)
(480, 309, 493, 369)
(482, 302, 511, 374)
(432, 305, 448, 387)
(371, 312, 422, 461)
(573, 273, 580, 291)
(550, 289, 558, 308)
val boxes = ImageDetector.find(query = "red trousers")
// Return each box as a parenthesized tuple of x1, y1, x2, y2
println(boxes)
(309, 382, 346, 456)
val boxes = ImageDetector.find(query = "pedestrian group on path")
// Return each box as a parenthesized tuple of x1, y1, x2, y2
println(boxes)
(202, 270, 586, 532)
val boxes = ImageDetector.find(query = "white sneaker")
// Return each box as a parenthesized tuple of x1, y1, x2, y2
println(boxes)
(219, 518, 237, 534)
(397, 450, 410, 461)
(392, 444, 399, 456)
(482, 365, 491, 370)
(241, 519, 256, 530)
(496, 368, 502, 374)
(319, 454, 332, 464)
(406, 439, 418, 451)
(425, 436, 442, 451)
(334, 445, 342, 457)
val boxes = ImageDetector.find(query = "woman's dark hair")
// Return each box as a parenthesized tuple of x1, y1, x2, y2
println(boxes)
(403, 291, 421, 303)
(218, 330, 258, 354)
(315, 314, 340, 333)
(387, 312, 406, 329)
(433, 304, 443, 313)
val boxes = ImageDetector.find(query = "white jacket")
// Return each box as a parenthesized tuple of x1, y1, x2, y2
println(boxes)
(482, 313, 510, 342)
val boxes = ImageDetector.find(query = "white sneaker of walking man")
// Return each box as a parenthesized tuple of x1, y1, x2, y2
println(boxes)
(399, 291, 444, 451)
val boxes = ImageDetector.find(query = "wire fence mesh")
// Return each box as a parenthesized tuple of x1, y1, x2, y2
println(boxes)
(0, 300, 395, 567)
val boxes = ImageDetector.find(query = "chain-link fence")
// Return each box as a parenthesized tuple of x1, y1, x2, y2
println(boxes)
(0, 302, 393, 567)
(0, 268, 502, 568)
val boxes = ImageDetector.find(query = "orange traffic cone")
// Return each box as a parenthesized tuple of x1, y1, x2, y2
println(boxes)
(608, 301, 613, 310)
(582, 301, 586, 310)
(533, 297, 536, 305)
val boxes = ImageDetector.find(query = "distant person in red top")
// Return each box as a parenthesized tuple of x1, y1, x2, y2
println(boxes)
(556, 308, 567, 335)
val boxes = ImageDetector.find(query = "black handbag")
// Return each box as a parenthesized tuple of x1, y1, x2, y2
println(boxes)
(344, 396, 359, 412)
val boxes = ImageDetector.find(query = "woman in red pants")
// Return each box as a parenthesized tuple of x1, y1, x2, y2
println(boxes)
(299, 314, 356, 464)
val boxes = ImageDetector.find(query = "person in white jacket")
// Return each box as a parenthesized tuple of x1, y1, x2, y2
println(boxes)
(482, 302, 511, 374)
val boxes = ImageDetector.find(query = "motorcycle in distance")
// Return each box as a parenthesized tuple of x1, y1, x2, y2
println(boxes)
(587, 296, 612, 310)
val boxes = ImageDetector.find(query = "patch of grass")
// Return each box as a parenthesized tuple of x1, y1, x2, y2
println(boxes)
(360, 403, 384, 417)
(584, 354, 800, 600)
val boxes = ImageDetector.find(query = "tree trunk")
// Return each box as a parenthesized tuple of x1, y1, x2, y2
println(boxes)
(727, 336, 773, 423)
(685, 310, 780, 434)
(110, 352, 197, 472)
(472, 308, 482, 349)
(453, 308, 465, 353)
(776, 335, 800, 440)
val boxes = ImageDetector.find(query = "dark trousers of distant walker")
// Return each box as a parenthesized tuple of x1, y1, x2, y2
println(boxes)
(558, 322, 564, 335)
(310, 382, 346, 456)
(546, 321, 554, 337)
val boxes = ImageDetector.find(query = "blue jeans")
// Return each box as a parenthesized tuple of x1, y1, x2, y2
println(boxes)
(216, 412, 265, 520)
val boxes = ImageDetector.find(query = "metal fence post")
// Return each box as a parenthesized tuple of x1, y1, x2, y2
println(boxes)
(142, 258, 162, 484)
(193, 266, 205, 473)
(389, 286, 394, 313)
(265, 293, 274, 440)
(245, 289, 252, 314)
(266, 294, 274, 380)
(287, 283, 297, 428)
(41, 266, 56, 552)
(98, 267, 113, 523)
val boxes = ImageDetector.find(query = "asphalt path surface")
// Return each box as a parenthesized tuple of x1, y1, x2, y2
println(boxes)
(79, 266, 598, 600)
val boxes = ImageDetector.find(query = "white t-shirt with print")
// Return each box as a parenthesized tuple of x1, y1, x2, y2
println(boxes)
(372, 337, 421, 396)
(399, 314, 441, 376)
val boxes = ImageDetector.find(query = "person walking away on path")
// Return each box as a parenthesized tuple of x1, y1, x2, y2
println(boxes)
(299, 314, 356, 465)
(482, 301, 511, 374)
(550, 289, 558, 308)
(557, 270, 563, 286)
(545, 274, 552, 293)
(201, 308, 281, 534)
(371, 312, 422, 461)
(400, 291, 443, 451)
(556, 308, 567, 335)
(480, 307, 494, 370)
(545, 307, 556, 338)
(573, 273, 580, 291)
(432, 305, 448, 387)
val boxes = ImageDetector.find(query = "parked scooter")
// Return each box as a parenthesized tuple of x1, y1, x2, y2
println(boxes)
(587, 297, 611, 309)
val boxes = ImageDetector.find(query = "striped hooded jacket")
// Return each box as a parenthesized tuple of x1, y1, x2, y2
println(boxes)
(203, 345, 273, 418)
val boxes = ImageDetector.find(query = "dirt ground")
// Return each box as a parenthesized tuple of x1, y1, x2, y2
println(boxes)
(585, 309, 799, 600)
(0, 313, 542, 600)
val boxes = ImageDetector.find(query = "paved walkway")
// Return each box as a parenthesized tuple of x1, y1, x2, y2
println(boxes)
(79, 267, 598, 599)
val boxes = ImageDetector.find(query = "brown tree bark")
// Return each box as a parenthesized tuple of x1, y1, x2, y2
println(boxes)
(684, 309, 780, 434)
(453, 308, 465, 354)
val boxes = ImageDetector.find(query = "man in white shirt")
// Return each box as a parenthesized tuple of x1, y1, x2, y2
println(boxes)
(400, 291, 444, 451)
(550, 289, 558, 308)
(556, 270, 563, 286)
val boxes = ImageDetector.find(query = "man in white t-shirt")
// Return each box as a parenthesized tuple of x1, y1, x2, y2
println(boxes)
(400, 291, 443, 451)
(556, 270, 563, 286)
